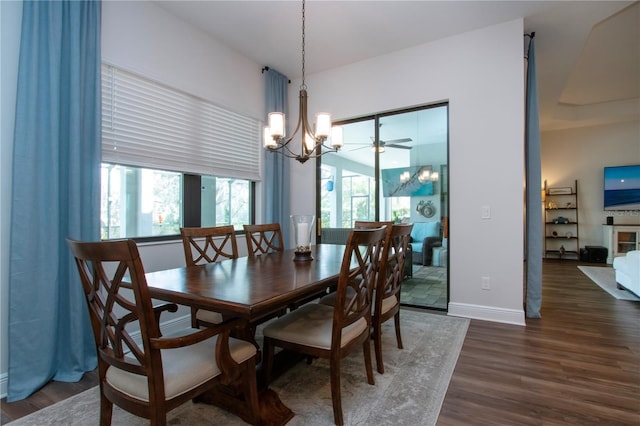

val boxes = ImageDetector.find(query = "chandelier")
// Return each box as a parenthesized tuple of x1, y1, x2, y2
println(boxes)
(263, 0, 343, 164)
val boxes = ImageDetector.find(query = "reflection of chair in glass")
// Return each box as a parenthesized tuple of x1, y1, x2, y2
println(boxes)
(67, 238, 260, 426)
(180, 226, 238, 327)
(262, 227, 386, 426)
(243, 223, 284, 257)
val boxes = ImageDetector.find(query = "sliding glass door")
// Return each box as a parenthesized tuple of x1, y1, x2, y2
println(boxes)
(317, 103, 449, 310)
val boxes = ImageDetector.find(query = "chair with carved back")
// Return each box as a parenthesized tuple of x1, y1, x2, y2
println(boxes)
(243, 223, 284, 257)
(180, 225, 238, 328)
(368, 222, 412, 374)
(320, 221, 412, 374)
(262, 226, 387, 426)
(67, 238, 260, 426)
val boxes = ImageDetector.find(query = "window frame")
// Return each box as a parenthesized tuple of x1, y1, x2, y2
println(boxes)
(101, 163, 256, 243)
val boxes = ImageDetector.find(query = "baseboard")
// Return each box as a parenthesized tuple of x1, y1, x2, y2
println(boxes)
(0, 315, 192, 400)
(447, 302, 525, 326)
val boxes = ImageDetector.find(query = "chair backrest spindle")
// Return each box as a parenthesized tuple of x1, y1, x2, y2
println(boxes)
(181, 225, 239, 266)
(243, 223, 284, 257)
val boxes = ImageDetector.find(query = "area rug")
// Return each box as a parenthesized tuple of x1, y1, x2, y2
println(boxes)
(578, 265, 640, 301)
(7, 310, 468, 426)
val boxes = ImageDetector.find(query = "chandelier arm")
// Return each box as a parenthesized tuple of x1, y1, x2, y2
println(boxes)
(274, 91, 305, 149)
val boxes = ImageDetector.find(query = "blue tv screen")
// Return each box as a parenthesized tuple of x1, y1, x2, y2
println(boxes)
(604, 164, 640, 210)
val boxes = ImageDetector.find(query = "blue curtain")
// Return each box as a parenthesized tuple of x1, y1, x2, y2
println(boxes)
(8, 0, 101, 401)
(264, 68, 291, 246)
(525, 34, 543, 318)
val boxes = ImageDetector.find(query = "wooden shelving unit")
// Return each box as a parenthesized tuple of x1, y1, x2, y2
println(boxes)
(544, 180, 579, 260)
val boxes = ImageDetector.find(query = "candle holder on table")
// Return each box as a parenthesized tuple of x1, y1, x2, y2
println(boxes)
(291, 214, 315, 262)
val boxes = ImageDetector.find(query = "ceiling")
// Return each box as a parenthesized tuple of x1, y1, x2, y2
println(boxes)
(154, 1, 639, 132)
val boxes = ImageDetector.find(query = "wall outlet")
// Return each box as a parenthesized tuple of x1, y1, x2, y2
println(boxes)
(481, 205, 491, 219)
(481, 276, 491, 290)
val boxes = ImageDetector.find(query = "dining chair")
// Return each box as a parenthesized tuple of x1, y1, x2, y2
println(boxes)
(320, 221, 412, 374)
(67, 238, 261, 426)
(180, 225, 238, 327)
(243, 223, 284, 257)
(262, 226, 387, 426)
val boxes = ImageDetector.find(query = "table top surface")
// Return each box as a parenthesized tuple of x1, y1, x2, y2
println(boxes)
(145, 244, 347, 319)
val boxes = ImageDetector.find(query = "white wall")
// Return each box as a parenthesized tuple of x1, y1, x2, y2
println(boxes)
(292, 19, 526, 325)
(102, 2, 263, 122)
(542, 121, 640, 247)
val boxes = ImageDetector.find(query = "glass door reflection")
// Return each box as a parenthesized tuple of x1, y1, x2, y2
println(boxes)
(318, 105, 448, 311)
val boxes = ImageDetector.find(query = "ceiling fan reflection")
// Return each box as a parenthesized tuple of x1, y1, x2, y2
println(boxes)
(349, 137, 412, 152)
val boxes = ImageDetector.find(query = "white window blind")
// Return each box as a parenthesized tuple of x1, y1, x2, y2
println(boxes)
(101, 64, 261, 181)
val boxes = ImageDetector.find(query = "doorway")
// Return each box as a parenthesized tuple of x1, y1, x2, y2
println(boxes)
(317, 103, 449, 310)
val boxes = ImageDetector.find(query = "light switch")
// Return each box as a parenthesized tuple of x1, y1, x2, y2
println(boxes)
(481, 205, 491, 219)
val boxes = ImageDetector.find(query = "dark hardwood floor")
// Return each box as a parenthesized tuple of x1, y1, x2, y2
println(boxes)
(439, 259, 640, 426)
(2, 260, 639, 425)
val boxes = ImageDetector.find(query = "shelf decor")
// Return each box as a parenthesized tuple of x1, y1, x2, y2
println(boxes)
(548, 187, 572, 195)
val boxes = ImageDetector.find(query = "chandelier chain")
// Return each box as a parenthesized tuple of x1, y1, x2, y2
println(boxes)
(301, 0, 306, 90)
(264, 0, 342, 163)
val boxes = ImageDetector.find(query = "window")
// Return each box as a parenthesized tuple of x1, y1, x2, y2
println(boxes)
(101, 64, 260, 240)
(101, 164, 252, 240)
(341, 172, 375, 227)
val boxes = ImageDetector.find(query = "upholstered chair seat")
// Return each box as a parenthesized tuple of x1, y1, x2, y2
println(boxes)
(106, 331, 255, 401)
(194, 309, 224, 325)
(263, 303, 368, 350)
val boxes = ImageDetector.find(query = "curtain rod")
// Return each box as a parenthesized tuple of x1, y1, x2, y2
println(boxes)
(262, 66, 291, 83)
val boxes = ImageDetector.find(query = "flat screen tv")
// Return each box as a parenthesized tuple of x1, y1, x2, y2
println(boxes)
(604, 164, 640, 210)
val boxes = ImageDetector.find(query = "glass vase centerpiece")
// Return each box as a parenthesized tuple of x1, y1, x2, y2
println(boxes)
(291, 214, 315, 261)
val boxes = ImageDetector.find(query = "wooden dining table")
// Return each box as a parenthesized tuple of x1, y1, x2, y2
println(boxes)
(144, 243, 349, 425)
(145, 244, 347, 320)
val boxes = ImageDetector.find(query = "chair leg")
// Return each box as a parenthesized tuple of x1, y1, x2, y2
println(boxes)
(363, 338, 375, 386)
(372, 320, 384, 374)
(394, 312, 403, 349)
(329, 356, 344, 426)
(149, 401, 166, 426)
(99, 392, 113, 426)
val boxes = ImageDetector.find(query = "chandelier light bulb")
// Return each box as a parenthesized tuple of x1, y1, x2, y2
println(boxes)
(330, 126, 343, 148)
(268, 112, 285, 138)
(315, 113, 331, 138)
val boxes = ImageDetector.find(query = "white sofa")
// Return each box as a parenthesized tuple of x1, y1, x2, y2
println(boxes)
(612, 250, 640, 297)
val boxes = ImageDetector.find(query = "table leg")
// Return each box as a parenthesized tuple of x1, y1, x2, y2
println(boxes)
(195, 385, 294, 425)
